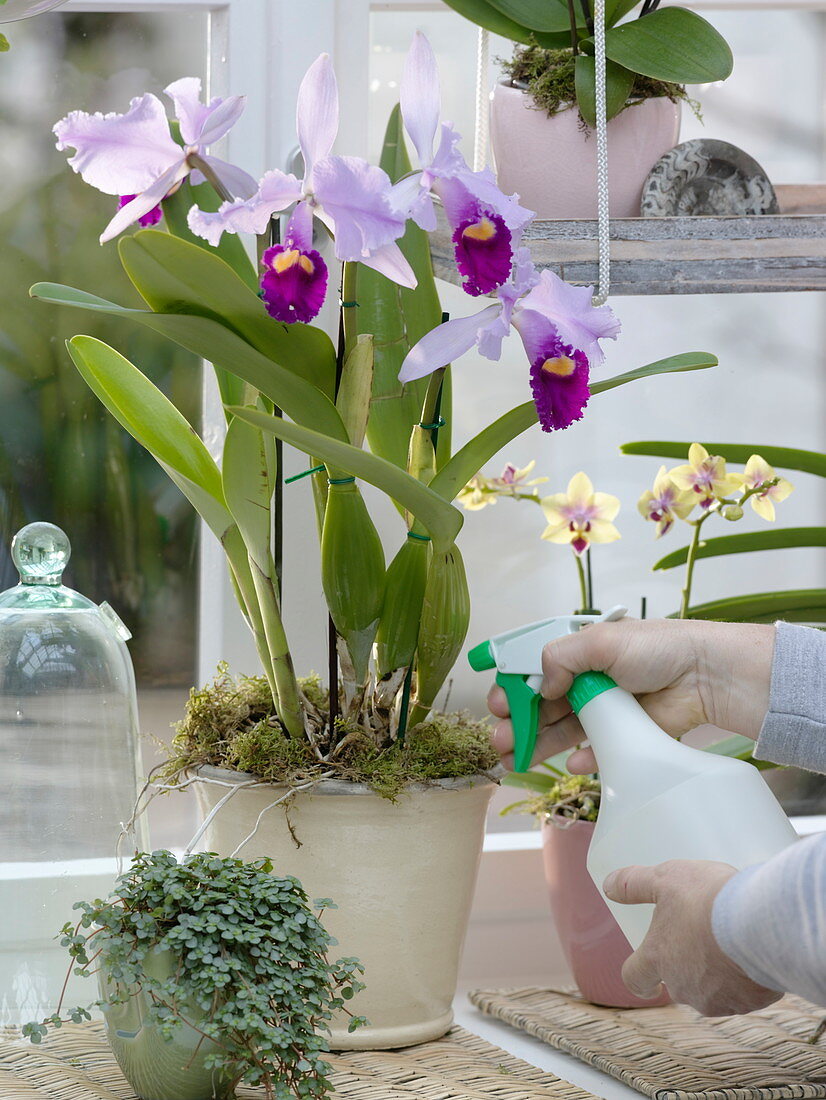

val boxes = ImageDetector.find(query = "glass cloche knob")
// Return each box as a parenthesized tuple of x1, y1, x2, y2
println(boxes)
(0, 1, 67, 23)
(11, 522, 71, 586)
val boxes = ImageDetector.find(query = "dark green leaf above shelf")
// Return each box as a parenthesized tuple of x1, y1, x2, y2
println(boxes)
(602, 8, 733, 85)
(621, 441, 826, 479)
(682, 590, 826, 625)
(654, 528, 826, 572)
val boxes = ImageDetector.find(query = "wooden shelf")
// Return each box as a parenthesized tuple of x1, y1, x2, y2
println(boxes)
(430, 184, 826, 295)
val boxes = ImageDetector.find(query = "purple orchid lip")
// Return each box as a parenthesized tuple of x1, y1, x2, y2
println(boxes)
(260, 243, 328, 324)
(118, 194, 163, 227)
(528, 337, 590, 432)
(451, 209, 512, 297)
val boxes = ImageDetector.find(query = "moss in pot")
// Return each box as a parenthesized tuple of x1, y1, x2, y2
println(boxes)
(500, 44, 691, 130)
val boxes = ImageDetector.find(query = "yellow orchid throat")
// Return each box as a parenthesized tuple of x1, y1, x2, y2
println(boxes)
(462, 216, 497, 241)
(541, 356, 577, 377)
(273, 248, 315, 276)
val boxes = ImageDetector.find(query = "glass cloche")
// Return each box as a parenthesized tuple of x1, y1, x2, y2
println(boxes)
(0, 522, 147, 1024)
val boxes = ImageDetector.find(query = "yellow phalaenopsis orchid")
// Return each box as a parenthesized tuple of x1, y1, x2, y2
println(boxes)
(540, 472, 620, 556)
(669, 443, 741, 511)
(638, 465, 695, 537)
(737, 454, 794, 521)
(457, 460, 548, 511)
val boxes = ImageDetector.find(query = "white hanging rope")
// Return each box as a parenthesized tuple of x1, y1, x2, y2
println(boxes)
(473, 27, 490, 172)
(593, 0, 611, 304)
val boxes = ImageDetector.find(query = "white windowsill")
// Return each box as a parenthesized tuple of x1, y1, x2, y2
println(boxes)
(482, 816, 826, 854)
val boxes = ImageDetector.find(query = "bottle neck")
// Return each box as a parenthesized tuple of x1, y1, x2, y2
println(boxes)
(569, 679, 678, 781)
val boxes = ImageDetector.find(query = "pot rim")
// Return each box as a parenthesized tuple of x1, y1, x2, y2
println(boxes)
(191, 762, 500, 797)
(541, 814, 596, 833)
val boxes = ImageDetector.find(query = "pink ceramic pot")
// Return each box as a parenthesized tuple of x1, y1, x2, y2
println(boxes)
(490, 81, 681, 219)
(542, 817, 671, 1007)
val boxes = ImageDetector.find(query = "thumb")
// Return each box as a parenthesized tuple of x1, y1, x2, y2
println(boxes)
(621, 944, 664, 1000)
(603, 865, 659, 905)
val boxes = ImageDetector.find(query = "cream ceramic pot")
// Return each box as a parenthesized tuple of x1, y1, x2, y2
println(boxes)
(193, 766, 495, 1050)
(490, 81, 681, 219)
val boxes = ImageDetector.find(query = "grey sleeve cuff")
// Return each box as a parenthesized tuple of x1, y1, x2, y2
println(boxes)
(754, 622, 826, 773)
(711, 834, 826, 1007)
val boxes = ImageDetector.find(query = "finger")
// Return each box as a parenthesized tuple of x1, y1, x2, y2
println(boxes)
(492, 710, 584, 771)
(621, 945, 665, 1000)
(490, 697, 576, 754)
(566, 746, 597, 774)
(541, 620, 633, 700)
(603, 865, 659, 905)
(487, 684, 509, 719)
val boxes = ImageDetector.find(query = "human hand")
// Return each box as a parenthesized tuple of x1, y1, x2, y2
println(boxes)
(603, 859, 781, 1016)
(488, 618, 774, 772)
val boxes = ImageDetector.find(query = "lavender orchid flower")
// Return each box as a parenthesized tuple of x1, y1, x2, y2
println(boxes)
(399, 251, 621, 432)
(54, 78, 256, 244)
(188, 54, 415, 324)
(394, 32, 533, 297)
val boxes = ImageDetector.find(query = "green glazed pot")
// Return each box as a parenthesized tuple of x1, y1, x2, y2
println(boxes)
(99, 950, 234, 1100)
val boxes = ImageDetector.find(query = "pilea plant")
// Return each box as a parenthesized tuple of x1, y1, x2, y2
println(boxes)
(24, 850, 365, 1099)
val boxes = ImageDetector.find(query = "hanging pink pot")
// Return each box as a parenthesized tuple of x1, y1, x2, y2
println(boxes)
(490, 81, 681, 220)
(542, 817, 671, 1007)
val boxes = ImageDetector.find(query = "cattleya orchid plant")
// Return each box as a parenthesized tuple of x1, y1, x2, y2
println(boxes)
(33, 34, 716, 754)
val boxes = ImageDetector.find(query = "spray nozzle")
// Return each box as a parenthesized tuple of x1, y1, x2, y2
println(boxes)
(468, 605, 627, 772)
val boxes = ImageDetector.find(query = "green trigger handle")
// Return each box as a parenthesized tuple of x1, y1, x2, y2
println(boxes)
(496, 672, 541, 774)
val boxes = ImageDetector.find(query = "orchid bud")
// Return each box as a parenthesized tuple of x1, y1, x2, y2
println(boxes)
(721, 504, 744, 521)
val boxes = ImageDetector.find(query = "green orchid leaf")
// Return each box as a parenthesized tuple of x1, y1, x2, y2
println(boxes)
(159, 461, 235, 541)
(621, 440, 826, 478)
(575, 55, 636, 126)
(228, 405, 463, 553)
(161, 179, 258, 291)
(484, 0, 579, 34)
(703, 734, 775, 771)
(431, 351, 717, 503)
(605, 0, 642, 26)
(654, 527, 826, 572)
(590, 351, 718, 395)
(356, 105, 449, 470)
(501, 770, 558, 793)
(440, 0, 569, 47)
(431, 401, 537, 504)
(223, 412, 277, 571)
(603, 8, 733, 84)
(66, 335, 227, 525)
(30, 282, 347, 442)
(120, 230, 337, 400)
(683, 590, 826, 624)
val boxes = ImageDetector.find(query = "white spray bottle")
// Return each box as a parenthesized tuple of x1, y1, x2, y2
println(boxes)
(468, 607, 797, 948)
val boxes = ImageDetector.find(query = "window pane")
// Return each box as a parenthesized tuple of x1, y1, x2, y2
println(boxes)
(0, 12, 207, 689)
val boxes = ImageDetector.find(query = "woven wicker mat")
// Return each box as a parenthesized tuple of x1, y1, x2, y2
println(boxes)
(0, 1021, 593, 1100)
(469, 988, 826, 1100)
